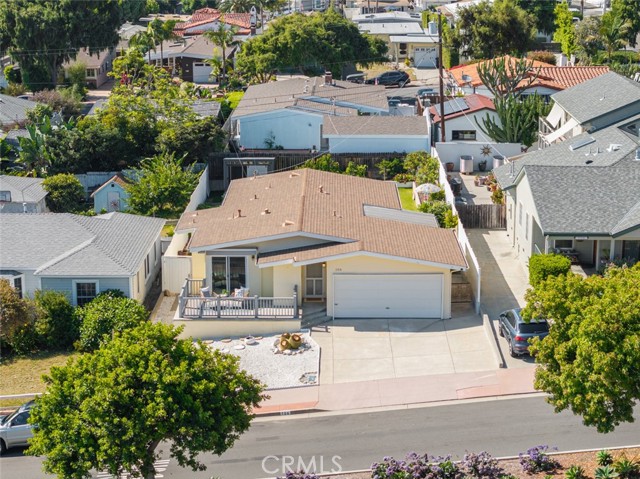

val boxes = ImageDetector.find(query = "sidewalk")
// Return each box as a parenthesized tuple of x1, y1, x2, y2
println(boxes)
(255, 367, 536, 415)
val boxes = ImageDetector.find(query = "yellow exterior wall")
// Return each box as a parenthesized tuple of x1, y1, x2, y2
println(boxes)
(272, 264, 302, 305)
(261, 268, 274, 296)
(191, 252, 206, 280)
(325, 255, 452, 318)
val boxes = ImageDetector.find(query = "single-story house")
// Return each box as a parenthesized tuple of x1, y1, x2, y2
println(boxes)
(64, 48, 117, 88)
(0, 212, 165, 303)
(173, 8, 254, 37)
(449, 56, 609, 100)
(494, 114, 640, 271)
(172, 168, 467, 335)
(0, 94, 38, 130)
(228, 75, 390, 151)
(322, 115, 430, 153)
(539, 72, 640, 148)
(429, 94, 496, 143)
(389, 34, 439, 67)
(91, 173, 132, 213)
(0, 175, 48, 213)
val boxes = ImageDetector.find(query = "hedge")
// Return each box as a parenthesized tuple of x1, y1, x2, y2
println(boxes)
(528, 253, 572, 287)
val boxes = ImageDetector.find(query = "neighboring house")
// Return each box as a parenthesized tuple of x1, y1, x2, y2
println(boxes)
(0, 176, 48, 213)
(1, 128, 29, 149)
(148, 35, 235, 83)
(91, 173, 132, 213)
(63, 48, 117, 87)
(449, 56, 609, 100)
(429, 94, 496, 142)
(0, 212, 165, 303)
(0, 94, 38, 130)
(86, 97, 220, 118)
(173, 8, 254, 37)
(539, 72, 640, 148)
(493, 114, 640, 271)
(228, 75, 391, 151)
(117, 22, 147, 55)
(173, 169, 466, 331)
(322, 115, 430, 153)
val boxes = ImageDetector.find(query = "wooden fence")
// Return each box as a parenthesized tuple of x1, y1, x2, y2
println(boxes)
(456, 204, 506, 229)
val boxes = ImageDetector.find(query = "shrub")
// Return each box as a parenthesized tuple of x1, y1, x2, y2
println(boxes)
(442, 208, 459, 229)
(528, 254, 572, 287)
(4, 65, 22, 84)
(594, 50, 639, 65)
(519, 445, 560, 474)
(76, 295, 148, 351)
(371, 453, 465, 479)
(462, 451, 504, 479)
(566, 465, 587, 479)
(598, 450, 614, 467)
(7, 322, 40, 355)
(419, 200, 453, 228)
(527, 51, 557, 65)
(300, 154, 341, 173)
(429, 189, 446, 202)
(613, 456, 640, 479)
(491, 187, 504, 205)
(277, 472, 319, 479)
(42, 174, 86, 213)
(345, 161, 367, 177)
(595, 466, 620, 479)
(5, 82, 27, 97)
(31, 88, 82, 118)
(394, 173, 414, 183)
(377, 158, 404, 180)
(34, 290, 78, 350)
(0, 279, 39, 354)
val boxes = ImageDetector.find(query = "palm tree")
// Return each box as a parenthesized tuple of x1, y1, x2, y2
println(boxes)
(203, 22, 240, 86)
(600, 12, 629, 63)
(147, 19, 179, 66)
(218, 0, 254, 13)
(129, 31, 156, 63)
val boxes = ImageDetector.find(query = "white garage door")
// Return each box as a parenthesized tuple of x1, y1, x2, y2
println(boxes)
(414, 47, 438, 68)
(193, 62, 213, 83)
(333, 274, 443, 319)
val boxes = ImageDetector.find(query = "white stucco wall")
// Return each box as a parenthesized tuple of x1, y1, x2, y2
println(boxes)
(272, 264, 302, 305)
(236, 110, 323, 150)
(435, 142, 522, 171)
(175, 318, 301, 340)
(326, 135, 429, 154)
(512, 174, 542, 265)
(443, 110, 500, 143)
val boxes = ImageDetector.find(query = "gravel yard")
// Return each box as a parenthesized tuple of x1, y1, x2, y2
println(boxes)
(203, 331, 320, 390)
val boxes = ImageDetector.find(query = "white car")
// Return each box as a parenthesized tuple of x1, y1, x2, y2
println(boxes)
(0, 401, 35, 454)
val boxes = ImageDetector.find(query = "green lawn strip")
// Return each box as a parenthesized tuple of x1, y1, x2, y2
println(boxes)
(398, 187, 418, 211)
(0, 351, 79, 407)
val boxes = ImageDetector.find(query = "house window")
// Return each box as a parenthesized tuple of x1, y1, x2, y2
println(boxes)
(555, 239, 573, 249)
(86, 68, 96, 78)
(154, 242, 158, 264)
(13, 277, 22, 298)
(525, 213, 529, 240)
(144, 253, 150, 279)
(0, 191, 11, 202)
(622, 241, 640, 262)
(518, 203, 523, 225)
(74, 281, 98, 306)
(211, 256, 247, 294)
(452, 130, 476, 140)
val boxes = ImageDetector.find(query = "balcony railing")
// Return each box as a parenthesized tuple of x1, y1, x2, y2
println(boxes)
(178, 278, 299, 320)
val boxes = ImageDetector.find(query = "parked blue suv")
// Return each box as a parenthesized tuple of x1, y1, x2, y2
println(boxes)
(498, 308, 549, 357)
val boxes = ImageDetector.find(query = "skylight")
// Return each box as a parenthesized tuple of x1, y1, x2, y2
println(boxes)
(569, 137, 596, 151)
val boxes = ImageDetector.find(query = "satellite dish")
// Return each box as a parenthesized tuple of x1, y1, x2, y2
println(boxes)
(461, 74, 472, 83)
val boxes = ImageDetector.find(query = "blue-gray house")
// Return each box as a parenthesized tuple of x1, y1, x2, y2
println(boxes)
(0, 212, 165, 305)
(91, 173, 132, 213)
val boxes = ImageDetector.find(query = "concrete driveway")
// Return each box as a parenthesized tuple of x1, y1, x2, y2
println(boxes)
(312, 305, 497, 384)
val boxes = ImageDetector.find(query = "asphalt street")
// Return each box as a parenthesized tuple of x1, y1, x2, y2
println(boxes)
(2, 395, 639, 479)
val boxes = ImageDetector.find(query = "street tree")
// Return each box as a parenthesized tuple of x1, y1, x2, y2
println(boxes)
(235, 10, 387, 80)
(127, 152, 200, 218)
(42, 173, 85, 213)
(147, 18, 178, 65)
(600, 12, 630, 63)
(0, 0, 122, 89)
(452, 0, 536, 60)
(553, 1, 577, 57)
(515, 0, 556, 36)
(611, 0, 640, 48)
(203, 23, 240, 85)
(27, 322, 266, 479)
(525, 263, 640, 433)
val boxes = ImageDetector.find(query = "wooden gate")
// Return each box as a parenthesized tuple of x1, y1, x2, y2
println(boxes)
(456, 204, 506, 229)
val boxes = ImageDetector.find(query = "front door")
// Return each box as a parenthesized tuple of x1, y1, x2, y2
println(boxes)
(304, 263, 324, 299)
(107, 191, 120, 212)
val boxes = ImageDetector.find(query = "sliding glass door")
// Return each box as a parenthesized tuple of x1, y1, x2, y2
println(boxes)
(211, 257, 247, 294)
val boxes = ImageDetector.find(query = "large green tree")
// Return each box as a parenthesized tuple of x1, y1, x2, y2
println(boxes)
(42, 174, 85, 213)
(0, 279, 37, 351)
(600, 11, 630, 63)
(611, 0, 640, 48)
(452, 0, 536, 60)
(235, 9, 387, 81)
(575, 16, 603, 62)
(27, 322, 265, 479)
(553, 1, 577, 56)
(203, 23, 241, 85)
(515, 0, 556, 35)
(525, 264, 640, 433)
(0, 0, 122, 89)
(127, 152, 200, 218)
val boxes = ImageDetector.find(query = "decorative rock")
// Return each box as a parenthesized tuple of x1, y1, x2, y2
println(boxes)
(221, 338, 232, 343)
(283, 349, 293, 355)
(234, 344, 245, 350)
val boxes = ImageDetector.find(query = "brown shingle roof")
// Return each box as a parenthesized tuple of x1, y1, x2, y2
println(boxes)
(178, 169, 467, 269)
(323, 115, 429, 136)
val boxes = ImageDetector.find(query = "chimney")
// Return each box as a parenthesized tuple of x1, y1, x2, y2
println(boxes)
(262, 208, 271, 215)
(324, 71, 332, 86)
(319, 185, 324, 193)
(236, 209, 242, 218)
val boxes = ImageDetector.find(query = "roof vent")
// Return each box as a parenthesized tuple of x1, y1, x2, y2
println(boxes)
(251, 194, 258, 200)
(289, 172, 300, 178)
(319, 185, 324, 193)
(607, 143, 621, 152)
(261, 208, 271, 215)
(585, 160, 593, 165)
(282, 220, 294, 226)
(234, 209, 243, 218)
(265, 183, 272, 189)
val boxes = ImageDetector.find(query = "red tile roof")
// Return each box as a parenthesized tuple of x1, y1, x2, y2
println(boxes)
(449, 55, 553, 89)
(174, 9, 252, 36)
(430, 94, 495, 123)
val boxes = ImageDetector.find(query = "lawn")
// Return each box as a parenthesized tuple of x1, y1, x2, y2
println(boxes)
(0, 351, 79, 407)
(398, 187, 418, 211)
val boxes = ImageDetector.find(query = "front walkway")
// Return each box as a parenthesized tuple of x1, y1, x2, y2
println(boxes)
(312, 304, 496, 384)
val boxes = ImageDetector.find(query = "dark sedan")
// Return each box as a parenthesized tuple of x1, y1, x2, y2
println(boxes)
(498, 308, 549, 357)
(365, 70, 410, 87)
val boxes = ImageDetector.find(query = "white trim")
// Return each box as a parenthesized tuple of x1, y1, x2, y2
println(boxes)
(234, 108, 324, 121)
(189, 232, 350, 252)
(72, 279, 100, 306)
(259, 250, 466, 271)
(205, 248, 258, 256)
(323, 134, 429, 139)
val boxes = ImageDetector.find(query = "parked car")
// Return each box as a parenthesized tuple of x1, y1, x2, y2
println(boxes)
(346, 72, 365, 84)
(417, 87, 437, 98)
(365, 70, 410, 87)
(0, 400, 35, 454)
(498, 308, 549, 357)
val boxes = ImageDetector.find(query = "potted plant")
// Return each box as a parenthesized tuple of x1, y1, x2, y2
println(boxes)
(478, 159, 487, 172)
(446, 162, 455, 172)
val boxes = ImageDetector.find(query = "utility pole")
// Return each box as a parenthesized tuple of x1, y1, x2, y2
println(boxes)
(438, 12, 446, 143)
